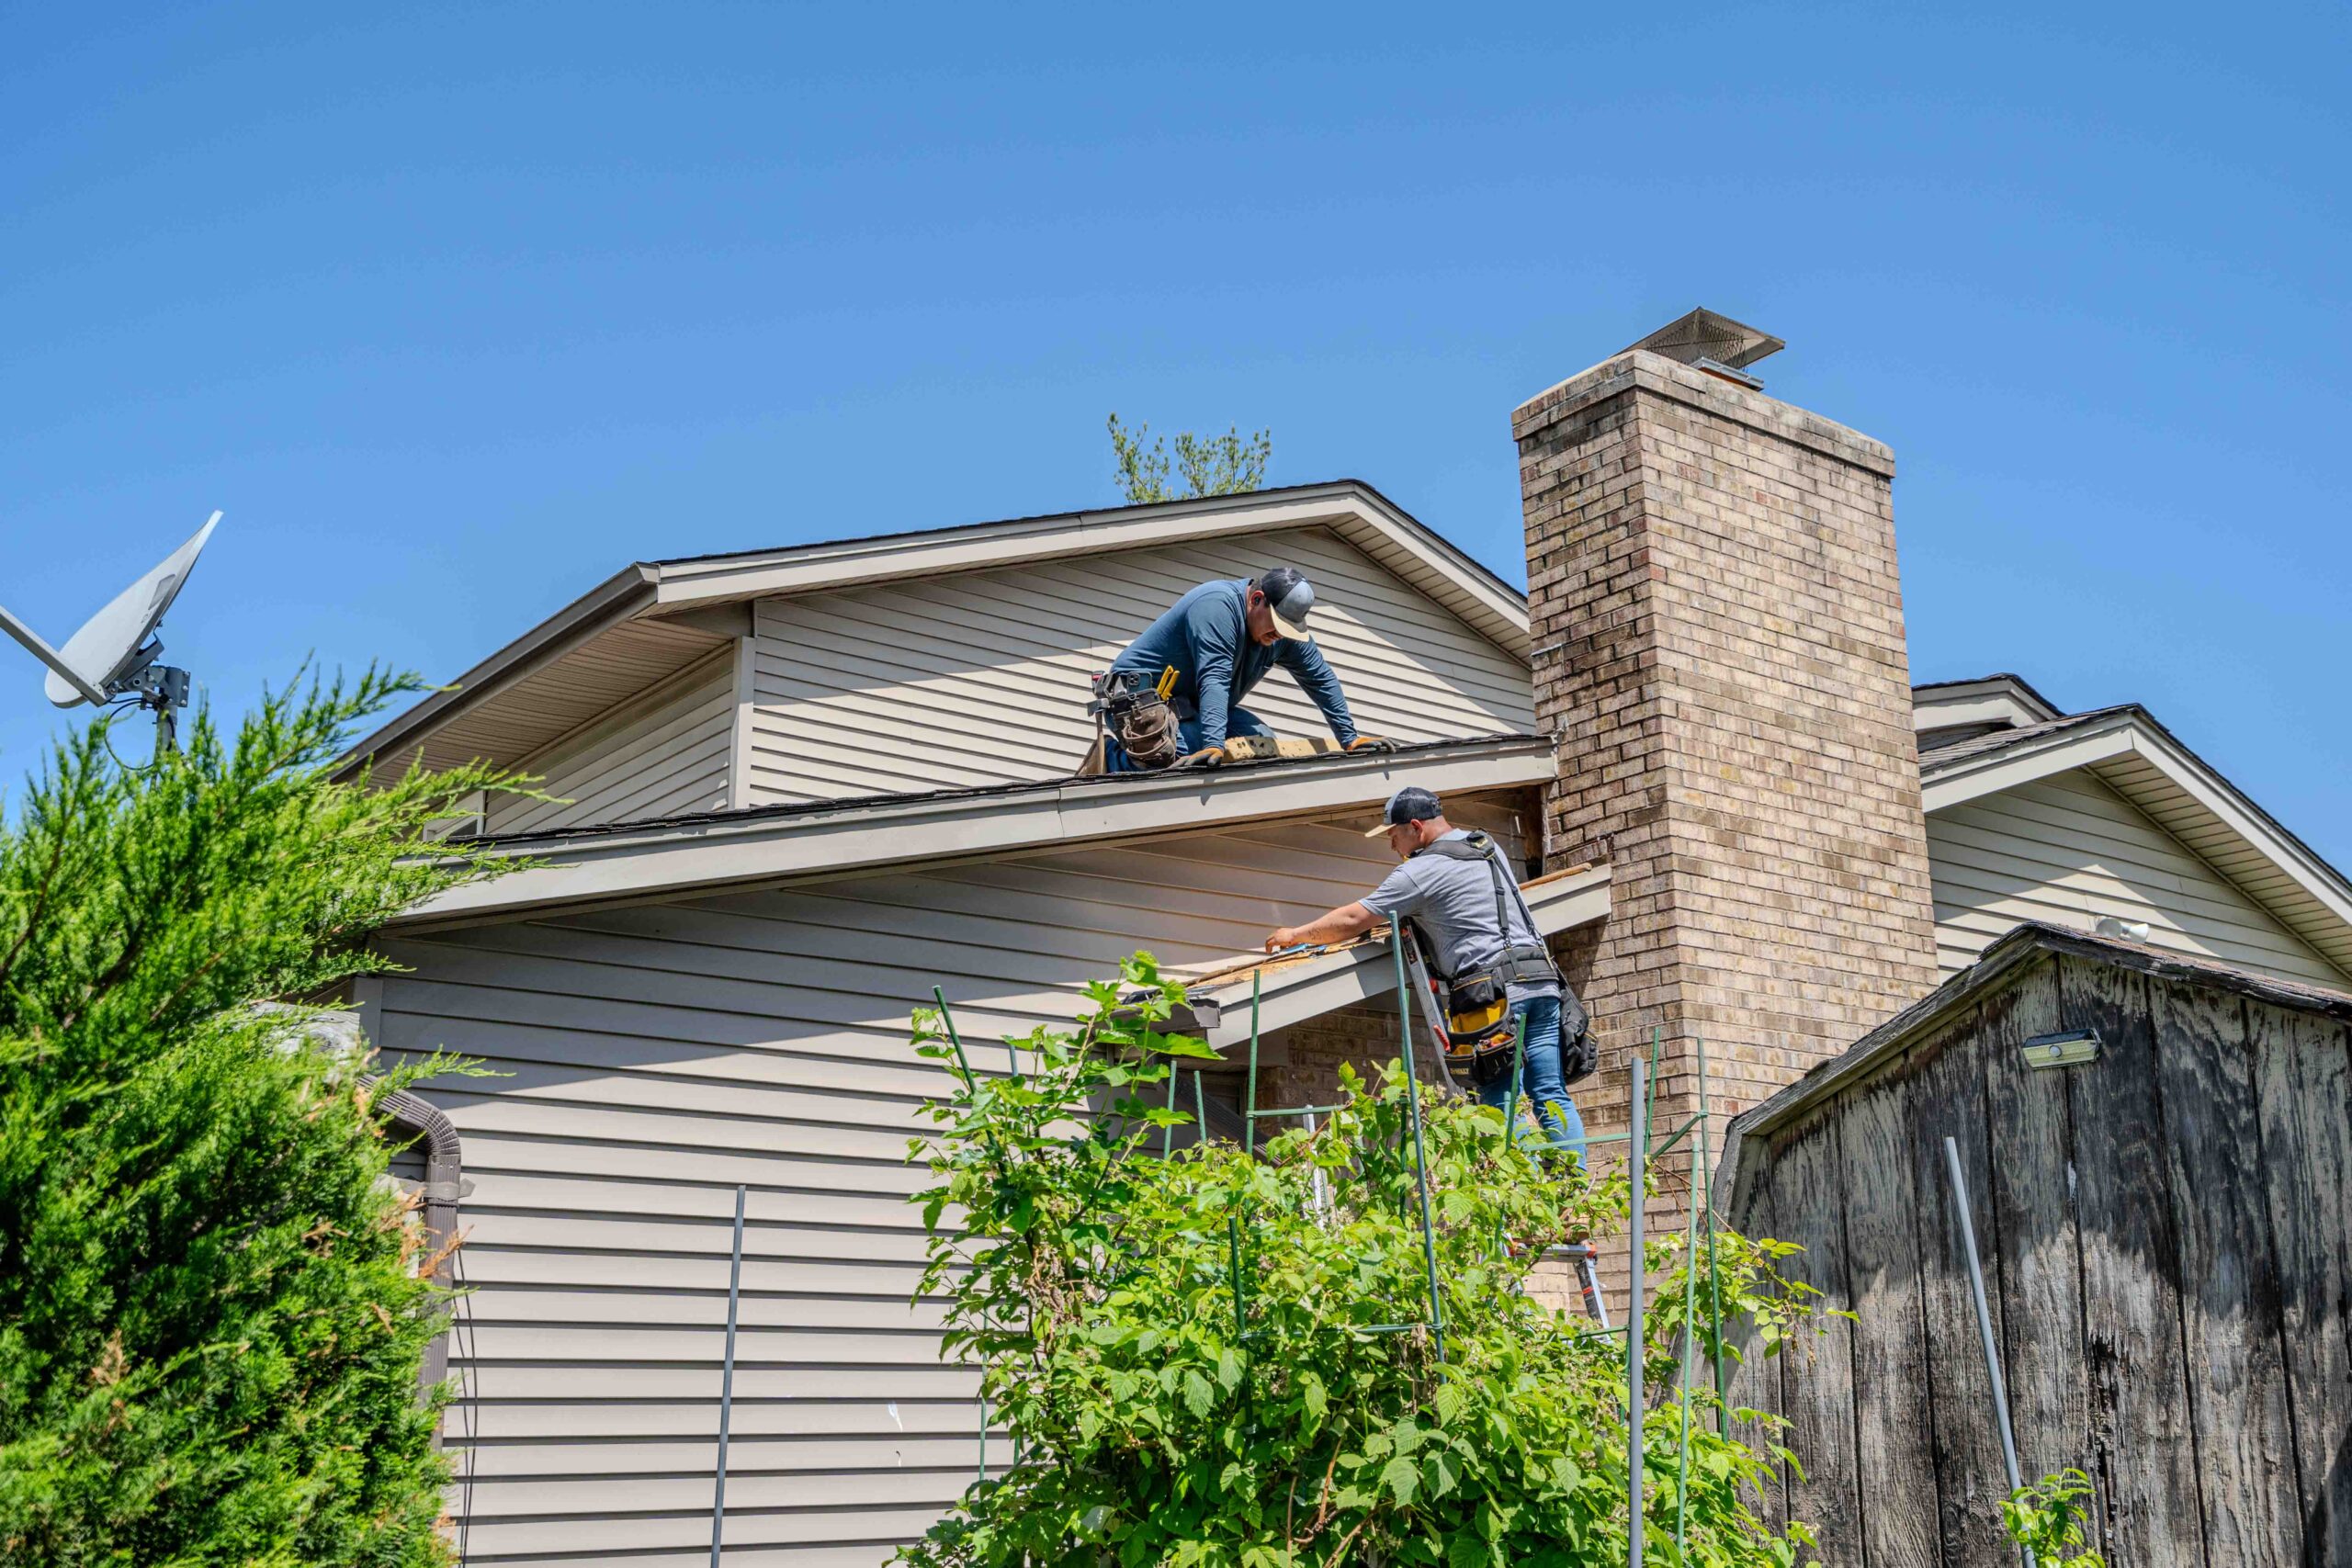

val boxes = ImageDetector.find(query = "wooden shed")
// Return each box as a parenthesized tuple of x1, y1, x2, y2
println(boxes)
(1713, 919, 2352, 1568)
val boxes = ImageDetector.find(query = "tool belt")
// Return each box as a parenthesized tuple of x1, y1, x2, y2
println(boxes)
(1089, 670, 1182, 771)
(1408, 831, 1565, 1089)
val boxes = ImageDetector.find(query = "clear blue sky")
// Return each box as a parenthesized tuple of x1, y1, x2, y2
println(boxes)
(4, 5, 2346, 865)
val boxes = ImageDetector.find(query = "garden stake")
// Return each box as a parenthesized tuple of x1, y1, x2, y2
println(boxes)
(1628, 1053, 1647, 1568)
(1161, 1060, 1178, 1159)
(1495, 1010, 1528, 1259)
(1243, 969, 1261, 1157)
(1391, 934, 1447, 1362)
(1674, 1175, 1700, 1558)
(1698, 1031, 1727, 1436)
(931, 985, 978, 1090)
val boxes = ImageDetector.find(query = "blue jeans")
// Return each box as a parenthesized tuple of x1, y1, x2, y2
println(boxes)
(1103, 705, 1272, 773)
(1476, 993, 1587, 1163)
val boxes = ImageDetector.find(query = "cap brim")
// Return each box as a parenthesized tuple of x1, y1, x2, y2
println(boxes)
(1363, 820, 1395, 838)
(1268, 609, 1310, 641)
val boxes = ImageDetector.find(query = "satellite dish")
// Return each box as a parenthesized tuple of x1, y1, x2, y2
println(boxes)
(44, 513, 219, 706)
(0, 510, 221, 754)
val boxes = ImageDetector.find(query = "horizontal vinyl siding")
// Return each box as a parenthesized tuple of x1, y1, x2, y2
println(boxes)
(376, 807, 1518, 1565)
(744, 526, 1534, 805)
(1926, 771, 2346, 987)
(485, 655, 734, 835)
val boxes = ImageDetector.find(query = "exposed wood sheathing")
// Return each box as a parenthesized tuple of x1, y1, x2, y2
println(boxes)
(1719, 929, 2352, 1566)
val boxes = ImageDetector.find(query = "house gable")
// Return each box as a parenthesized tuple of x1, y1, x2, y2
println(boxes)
(741, 525, 1536, 806)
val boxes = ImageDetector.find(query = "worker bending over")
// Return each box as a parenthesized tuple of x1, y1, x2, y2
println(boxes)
(1263, 787, 1589, 1157)
(1092, 567, 1393, 772)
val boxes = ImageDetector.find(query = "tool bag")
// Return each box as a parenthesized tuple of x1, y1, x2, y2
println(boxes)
(1406, 832, 1583, 1089)
(1088, 671, 1182, 771)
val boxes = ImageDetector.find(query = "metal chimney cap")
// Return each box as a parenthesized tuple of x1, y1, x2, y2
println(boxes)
(1623, 308, 1785, 371)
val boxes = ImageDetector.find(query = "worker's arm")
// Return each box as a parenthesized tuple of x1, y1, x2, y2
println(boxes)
(1264, 900, 1379, 953)
(1274, 637, 1361, 747)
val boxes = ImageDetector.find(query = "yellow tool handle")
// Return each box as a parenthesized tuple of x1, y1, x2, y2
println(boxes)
(1155, 664, 1178, 700)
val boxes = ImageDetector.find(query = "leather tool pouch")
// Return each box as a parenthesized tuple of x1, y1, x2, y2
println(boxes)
(1091, 671, 1184, 771)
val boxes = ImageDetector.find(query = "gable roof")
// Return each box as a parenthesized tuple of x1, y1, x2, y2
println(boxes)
(342, 480, 1531, 783)
(1917, 703, 2352, 978)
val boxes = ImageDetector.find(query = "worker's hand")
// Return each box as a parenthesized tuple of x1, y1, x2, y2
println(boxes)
(1346, 735, 1400, 753)
(1174, 746, 1225, 770)
(1263, 927, 1301, 953)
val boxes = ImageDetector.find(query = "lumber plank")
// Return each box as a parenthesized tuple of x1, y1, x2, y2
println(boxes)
(1913, 994, 2025, 1568)
(2248, 1005, 2352, 1566)
(2056, 954, 2204, 1568)
(1769, 1114, 1863, 1563)
(1837, 1063, 1941, 1568)
(2152, 978, 2301, 1565)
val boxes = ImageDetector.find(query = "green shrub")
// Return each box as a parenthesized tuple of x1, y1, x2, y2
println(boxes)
(0, 672, 511, 1566)
(901, 955, 1829, 1567)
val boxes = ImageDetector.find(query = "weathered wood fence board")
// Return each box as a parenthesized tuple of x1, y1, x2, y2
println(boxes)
(2250, 1009, 2352, 1565)
(1719, 931, 2352, 1568)
(2151, 978, 2301, 1565)
(1908, 998, 2017, 1568)
(1770, 1117, 1864, 1557)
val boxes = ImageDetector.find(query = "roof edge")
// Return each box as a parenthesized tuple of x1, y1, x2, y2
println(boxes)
(1713, 919, 2352, 1217)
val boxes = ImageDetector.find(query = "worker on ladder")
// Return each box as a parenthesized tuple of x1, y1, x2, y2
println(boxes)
(1090, 568, 1396, 772)
(1262, 786, 1592, 1159)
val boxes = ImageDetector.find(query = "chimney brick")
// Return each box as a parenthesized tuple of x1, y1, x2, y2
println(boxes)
(1515, 350, 1939, 1228)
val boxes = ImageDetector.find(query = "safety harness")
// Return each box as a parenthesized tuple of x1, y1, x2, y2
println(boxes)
(1404, 830, 1564, 1087)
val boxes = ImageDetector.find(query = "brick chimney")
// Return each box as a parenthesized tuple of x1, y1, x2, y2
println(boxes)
(1516, 315, 1939, 1162)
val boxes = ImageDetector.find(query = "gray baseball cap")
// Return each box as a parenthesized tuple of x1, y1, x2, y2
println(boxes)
(1364, 786, 1443, 837)
(1254, 567, 1315, 640)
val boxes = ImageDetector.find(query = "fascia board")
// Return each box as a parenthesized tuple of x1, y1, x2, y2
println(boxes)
(1198, 865, 1611, 1050)
(396, 740, 1560, 930)
(334, 566, 659, 780)
(1917, 719, 2135, 812)
(1911, 690, 2052, 734)
(2113, 727, 2352, 935)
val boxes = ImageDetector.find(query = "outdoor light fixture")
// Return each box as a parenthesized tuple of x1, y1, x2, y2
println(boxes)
(2021, 1029, 2101, 1070)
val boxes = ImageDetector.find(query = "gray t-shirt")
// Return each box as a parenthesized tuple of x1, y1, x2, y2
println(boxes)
(1359, 830, 1560, 1004)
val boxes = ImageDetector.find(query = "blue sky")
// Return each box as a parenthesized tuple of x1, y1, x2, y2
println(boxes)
(3, 5, 2346, 863)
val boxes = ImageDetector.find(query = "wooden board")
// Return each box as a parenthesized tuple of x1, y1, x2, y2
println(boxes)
(2248, 1005, 2352, 1566)
(1909, 996, 2023, 1568)
(1721, 1169, 1786, 1531)
(2150, 977, 2301, 1565)
(1768, 1116, 1863, 1562)
(2056, 954, 2203, 1567)
(1836, 1066, 1941, 1568)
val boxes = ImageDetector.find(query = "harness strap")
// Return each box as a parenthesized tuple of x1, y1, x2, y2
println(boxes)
(1408, 831, 1559, 987)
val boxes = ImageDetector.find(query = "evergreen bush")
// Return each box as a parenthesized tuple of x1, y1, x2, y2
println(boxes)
(0, 672, 511, 1566)
(902, 955, 1832, 1567)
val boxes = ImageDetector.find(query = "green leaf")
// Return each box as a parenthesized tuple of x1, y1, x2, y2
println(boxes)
(1432, 1382, 1464, 1427)
(1182, 1369, 1215, 1417)
(1300, 1371, 1328, 1423)
(1380, 1455, 1419, 1506)
(1216, 1348, 1241, 1391)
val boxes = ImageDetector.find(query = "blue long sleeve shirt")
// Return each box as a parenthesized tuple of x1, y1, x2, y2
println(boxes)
(1108, 579, 1359, 748)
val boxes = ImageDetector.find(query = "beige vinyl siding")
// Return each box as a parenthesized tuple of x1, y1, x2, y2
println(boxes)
(484, 653, 735, 834)
(744, 526, 1534, 805)
(375, 807, 1520, 1566)
(1926, 771, 2347, 987)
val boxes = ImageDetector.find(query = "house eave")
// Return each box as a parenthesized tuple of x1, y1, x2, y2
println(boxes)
(394, 734, 1560, 931)
(1920, 707, 2352, 976)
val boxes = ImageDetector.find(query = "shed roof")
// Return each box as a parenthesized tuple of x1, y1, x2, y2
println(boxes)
(1712, 919, 2352, 1217)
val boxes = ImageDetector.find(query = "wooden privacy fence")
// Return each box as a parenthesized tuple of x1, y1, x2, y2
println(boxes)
(1714, 920, 2352, 1568)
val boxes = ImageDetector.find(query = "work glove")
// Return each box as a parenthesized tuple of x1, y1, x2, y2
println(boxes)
(1173, 747, 1226, 770)
(1346, 735, 1400, 753)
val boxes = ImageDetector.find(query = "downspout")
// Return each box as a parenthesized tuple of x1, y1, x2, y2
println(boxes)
(373, 1082, 465, 1399)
